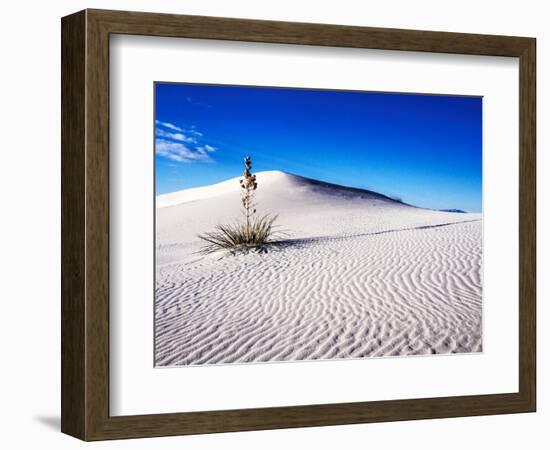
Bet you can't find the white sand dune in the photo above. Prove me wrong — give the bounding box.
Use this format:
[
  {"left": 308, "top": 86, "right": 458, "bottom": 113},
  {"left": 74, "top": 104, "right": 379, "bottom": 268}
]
[{"left": 155, "top": 171, "right": 482, "bottom": 366}]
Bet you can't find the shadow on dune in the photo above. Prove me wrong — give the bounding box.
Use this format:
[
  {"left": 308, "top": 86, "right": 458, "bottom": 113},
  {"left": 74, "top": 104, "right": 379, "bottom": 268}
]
[{"left": 272, "top": 219, "right": 482, "bottom": 251}]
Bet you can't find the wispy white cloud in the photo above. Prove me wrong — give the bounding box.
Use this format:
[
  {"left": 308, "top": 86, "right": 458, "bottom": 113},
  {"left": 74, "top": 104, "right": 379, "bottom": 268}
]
[
  {"left": 155, "top": 120, "right": 217, "bottom": 163},
  {"left": 155, "top": 139, "right": 213, "bottom": 163},
  {"left": 198, "top": 144, "right": 216, "bottom": 153},
  {"left": 188, "top": 128, "right": 203, "bottom": 137},
  {"left": 185, "top": 97, "right": 213, "bottom": 109},
  {"left": 155, "top": 128, "right": 197, "bottom": 144},
  {"left": 155, "top": 120, "right": 184, "bottom": 132}
]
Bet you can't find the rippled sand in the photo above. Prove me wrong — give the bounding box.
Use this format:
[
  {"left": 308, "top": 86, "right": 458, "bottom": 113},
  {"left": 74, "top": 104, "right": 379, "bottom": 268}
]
[{"left": 155, "top": 171, "right": 482, "bottom": 366}]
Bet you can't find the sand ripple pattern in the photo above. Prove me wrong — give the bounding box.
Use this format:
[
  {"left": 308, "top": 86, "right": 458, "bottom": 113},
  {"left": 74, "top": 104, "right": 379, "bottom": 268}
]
[{"left": 155, "top": 220, "right": 482, "bottom": 366}]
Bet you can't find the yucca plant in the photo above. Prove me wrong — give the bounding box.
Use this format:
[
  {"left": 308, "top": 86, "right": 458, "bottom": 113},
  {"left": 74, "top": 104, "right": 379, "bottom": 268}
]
[
  {"left": 198, "top": 156, "right": 282, "bottom": 255},
  {"left": 197, "top": 214, "right": 281, "bottom": 255}
]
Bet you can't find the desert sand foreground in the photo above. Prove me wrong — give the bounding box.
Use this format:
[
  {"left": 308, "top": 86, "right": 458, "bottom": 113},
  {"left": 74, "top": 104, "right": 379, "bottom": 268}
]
[{"left": 155, "top": 171, "right": 482, "bottom": 366}]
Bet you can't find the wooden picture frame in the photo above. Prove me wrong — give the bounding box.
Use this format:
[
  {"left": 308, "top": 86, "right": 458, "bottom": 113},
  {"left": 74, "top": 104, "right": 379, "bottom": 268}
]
[{"left": 61, "top": 9, "right": 536, "bottom": 441}]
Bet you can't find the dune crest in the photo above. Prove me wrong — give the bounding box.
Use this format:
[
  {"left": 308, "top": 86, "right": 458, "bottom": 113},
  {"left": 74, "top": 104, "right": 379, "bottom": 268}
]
[{"left": 156, "top": 170, "right": 407, "bottom": 208}]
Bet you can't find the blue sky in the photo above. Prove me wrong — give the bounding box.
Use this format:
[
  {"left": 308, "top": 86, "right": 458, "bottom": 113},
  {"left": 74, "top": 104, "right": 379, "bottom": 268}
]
[{"left": 155, "top": 83, "right": 482, "bottom": 212}]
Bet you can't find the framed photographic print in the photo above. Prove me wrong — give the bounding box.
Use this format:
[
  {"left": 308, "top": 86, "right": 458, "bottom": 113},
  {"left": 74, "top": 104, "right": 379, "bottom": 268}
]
[{"left": 61, "top": 9, "right": 536, "bottom": 440}]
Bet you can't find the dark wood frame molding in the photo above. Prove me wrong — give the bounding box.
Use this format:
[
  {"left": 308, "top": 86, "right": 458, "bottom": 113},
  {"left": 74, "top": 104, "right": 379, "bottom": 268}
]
[{"left": 61, "top": 9, "right": 536, "bottom": 441}]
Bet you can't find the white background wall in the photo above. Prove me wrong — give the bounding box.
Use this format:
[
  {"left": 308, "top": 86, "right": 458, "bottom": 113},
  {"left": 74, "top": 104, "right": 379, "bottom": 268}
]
[{"left": 0, "top": 1, "right": 546, "bottom": 448}]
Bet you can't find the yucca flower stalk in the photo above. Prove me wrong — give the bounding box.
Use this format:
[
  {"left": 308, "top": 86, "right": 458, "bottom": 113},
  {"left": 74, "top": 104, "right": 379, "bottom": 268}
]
[
  {"left": 197, "top": 156, "right": 283, "bottom": 254},
  {"left": 239, "top": 156, "right": 258, "bottom": 235}
]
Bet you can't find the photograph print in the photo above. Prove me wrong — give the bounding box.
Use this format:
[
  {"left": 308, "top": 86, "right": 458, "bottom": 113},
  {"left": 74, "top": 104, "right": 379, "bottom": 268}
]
[{"left": 154, "top": 83, "right": 482, "bottom": 367}]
